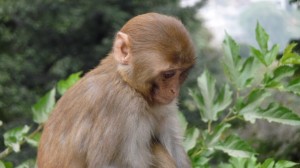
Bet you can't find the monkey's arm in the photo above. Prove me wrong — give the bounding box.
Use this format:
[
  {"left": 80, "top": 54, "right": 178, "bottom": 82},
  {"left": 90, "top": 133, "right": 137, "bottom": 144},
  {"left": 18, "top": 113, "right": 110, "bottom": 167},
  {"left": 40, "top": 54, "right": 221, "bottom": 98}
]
[{"left": 152, "top": 143, "right": 176, "bottom": 168}]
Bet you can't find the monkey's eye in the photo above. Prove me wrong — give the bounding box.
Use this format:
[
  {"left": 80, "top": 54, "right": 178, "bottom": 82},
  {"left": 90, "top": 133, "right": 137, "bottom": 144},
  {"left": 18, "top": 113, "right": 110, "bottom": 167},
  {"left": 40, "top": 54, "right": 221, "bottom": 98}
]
[{"left": 163, "top": 70, "right": 176, "bottom": 79}]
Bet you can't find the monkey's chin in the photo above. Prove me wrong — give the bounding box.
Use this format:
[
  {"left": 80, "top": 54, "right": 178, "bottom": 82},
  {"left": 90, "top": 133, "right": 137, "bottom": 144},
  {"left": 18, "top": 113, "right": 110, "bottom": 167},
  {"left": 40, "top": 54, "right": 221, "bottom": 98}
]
[{"left": 154, "top": 97, "right": 176, "bottom": 105}]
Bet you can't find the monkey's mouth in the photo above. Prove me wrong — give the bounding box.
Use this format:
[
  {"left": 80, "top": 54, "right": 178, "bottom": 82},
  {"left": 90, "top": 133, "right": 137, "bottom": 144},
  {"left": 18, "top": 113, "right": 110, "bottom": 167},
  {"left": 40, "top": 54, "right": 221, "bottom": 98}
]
[{"left": 150, "top": 83, "right": 175, "bottom": 105}]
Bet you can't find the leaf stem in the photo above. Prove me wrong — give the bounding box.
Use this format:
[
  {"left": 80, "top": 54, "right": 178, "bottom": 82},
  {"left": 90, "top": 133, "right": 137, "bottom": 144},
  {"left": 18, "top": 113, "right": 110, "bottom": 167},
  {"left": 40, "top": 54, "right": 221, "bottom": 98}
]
[
  {"left": 221, "top": 108, "right": 234, "bottom": 123},
  {"left": 223, "top": 116, "right": 237, "bottom": 123},
  {"left": 207, "top": 121, "right": 212, "bottom": 133},
  {"left": 0, "top": 124, "right": 43, "bottom": 160}
]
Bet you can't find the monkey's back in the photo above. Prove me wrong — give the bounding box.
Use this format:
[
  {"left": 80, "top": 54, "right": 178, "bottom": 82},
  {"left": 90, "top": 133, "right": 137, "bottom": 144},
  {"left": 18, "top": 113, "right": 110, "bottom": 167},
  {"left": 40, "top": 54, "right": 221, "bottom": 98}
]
[{"left": 37, "top": 55, "right": 148, "bottom": 167}]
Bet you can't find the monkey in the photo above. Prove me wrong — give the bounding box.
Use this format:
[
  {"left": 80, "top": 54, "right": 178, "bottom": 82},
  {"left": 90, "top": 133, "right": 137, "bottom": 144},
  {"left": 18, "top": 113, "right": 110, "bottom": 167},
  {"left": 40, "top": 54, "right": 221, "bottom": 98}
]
[
  {"left": 152, "top": 142, "right": 176, "bottom": 168},
  {"left": 37, "top": 12, "right": 195, "bottom": 168}
]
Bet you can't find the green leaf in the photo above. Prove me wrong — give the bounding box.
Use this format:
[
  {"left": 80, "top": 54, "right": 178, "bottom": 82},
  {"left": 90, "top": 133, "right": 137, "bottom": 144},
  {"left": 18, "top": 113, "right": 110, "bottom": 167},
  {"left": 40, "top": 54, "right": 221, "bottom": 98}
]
[
  {"left": 214, "top": 84, "right": 233, "bottom": 113},
  {"left": 256, "top": 22, "right": 269, "bottom": 53},
  {"left": 251, "top": 46, "right": 266, "bottom": 66},
  {"left": 263, "top": 65, "right": 296, "bottom": 88},
  {"left": 223, "top": 34, "right": 257, "bottom": 89},
  {"left": 57, "top": 71, "right": 82, "bottom": 95},
  {"left": 265, "top": 44, "right": 279, "bottom": 66},
  {"left": 32, "top": 88, "right": 56, "bottom": 124},
  {"left": 183, "top": 127, "right": 200, "bottom": 152},
  {"left": 0, "top": 161, "right": 4, "bottom": 168},
  {"left": 189, "top": 89, "right": 204, "bottom": 112},
  {"left": 239, "top": 89, "right": 271, "bottom": 115},
  {"left": 0, "top": 161, "right": 13, "bottom": 168},
  {"left": 223, "top": 156, "right": 258, "bottom": 168},
  {"left": 214, "top": 135, "right": 255, "bottom": 158},
  {"left": 0, "top": 120, "right": 2, "bottom": 127},
  {"left": 15, "top": 159, "right": 36, "bottom": 168},
  {"left": 280, "top": 43, "right": 300, "bottom": 65},
  {"left": 261, "top": 158, "right": 275, "bottom": 168},
  {"left": 286, "top": 77, "right": 300, "bottom": 94},
  {"left": 3, "top": 125, "right": 30, "bottom": 152},
  {"left": 238, "top": 57, "right": 256, "bottom": 88},
  {"left": 189, "top": 147, "right": 213, "bottom": 168},
  {"left": 243, "top": 103, "right": 300, "bottom": 125},
  {"left": 195, "top": 70, "right": 216, "bottom": 121},
  {"left": 25, "top": 132, "right": 41, "bottom": 147},
  {"left": 191, "top": 70, "right": 232, "bottom": 122},
  {"left": 206, "top": 123, "right": 231, "bottom": 147},
  {"left": 275, "top": 160, "right": 299, "bottom": 168},
  {"left": 222, "top": 34, "right": 241, "bottom": 86}
]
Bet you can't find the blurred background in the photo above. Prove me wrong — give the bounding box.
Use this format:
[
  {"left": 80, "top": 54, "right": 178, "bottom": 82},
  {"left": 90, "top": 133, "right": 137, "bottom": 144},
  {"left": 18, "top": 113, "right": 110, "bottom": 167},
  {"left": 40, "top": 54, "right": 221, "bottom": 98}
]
[{"left": 0, "top": 0, "right": 300, "bottom": 165}]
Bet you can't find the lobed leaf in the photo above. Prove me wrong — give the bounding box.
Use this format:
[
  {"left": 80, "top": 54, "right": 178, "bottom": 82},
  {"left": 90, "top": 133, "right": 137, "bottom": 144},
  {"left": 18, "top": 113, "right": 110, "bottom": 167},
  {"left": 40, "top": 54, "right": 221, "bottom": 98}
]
[
  {"left": 261, "top": 158, "right": 275, "bottom": 168},
  {"left": 196, "top": 70, "right": 217, "bottom": 121},
  {"left": 183, "top": 127, "right": 200, "bottom": 152},
  {"left": 263, "top": 65, "right": 296, "bottom": 88},
  {"left": 286, "top": 77, "right": 300, "bottom": 95},
  {"left": 238, "top": 57, "right": 256, "bottom": 88},
  {"left": 32, "top": 88, "right": 56, "bottom": 124},
  {"left": 57, "top": 71, "right": 82, "bottom": 95},
  {"left": 256, "top": 22, "right": 269, "bottom": 53},
  {"left": 3, "top": 125, "right": 30, "bottom": 152},
  {"left": 192, "top": 70, "right": 232, "bottom": 122},
  {"left": 223, "top": 34, "right": 257, "bottom": 89},
  {"left": 238, "top": 89, "right": 271, "bottom": 115},
  {"left": 227, "top": 156, "right": 257, "bottom": 168},
  {"left": 264, "top": 44, "right": 279, "bottom": 66},
  {"left": 274, "top": 160, "right": 299, "bottom": 168},
  {"left": 222, "top": 34, "right": 241, "bottom": 86},
  {"left": 280, "top": 43, "right": 300, "bottom": 65},
  {"left": 243, "top": 103, "right": 300, "bottom": 125},
  {"left": 214, "top": 135, "right": 255, "bottom": 158},
  {"left": 251, "top": 46, "right": 266, "bottom": 66},
  {"left": 206, "top": 123, "right": 231, "bottom": 147},
  {"left": 25, "top": 132, "right": 41, "bottom": 147},
  {"left": 214, "top": 84, "right": 233, "bottom": 116}
]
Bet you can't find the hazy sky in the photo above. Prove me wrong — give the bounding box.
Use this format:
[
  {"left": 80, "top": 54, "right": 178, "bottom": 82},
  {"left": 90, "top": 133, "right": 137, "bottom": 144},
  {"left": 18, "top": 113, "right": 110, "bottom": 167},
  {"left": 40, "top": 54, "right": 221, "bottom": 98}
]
[{"left": 196, "top": 0, "right": 300, "bottom": 50}]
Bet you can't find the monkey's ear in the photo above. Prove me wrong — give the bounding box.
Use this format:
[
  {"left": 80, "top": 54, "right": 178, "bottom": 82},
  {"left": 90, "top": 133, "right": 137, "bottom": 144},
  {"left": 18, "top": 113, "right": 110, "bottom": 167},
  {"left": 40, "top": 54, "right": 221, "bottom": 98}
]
[{"left": 113, "top": 32, "right": 130, "bottom": 65}]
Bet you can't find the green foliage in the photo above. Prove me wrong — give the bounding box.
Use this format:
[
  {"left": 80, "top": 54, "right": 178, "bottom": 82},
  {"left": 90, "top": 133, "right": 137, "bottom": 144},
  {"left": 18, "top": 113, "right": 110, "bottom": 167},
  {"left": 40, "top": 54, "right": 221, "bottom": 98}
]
[
  {"left": 219, "top": 157, "right": 298, "bottom": 168},
  {"left": 281, "top": 43, "right": 300, "bottom": 64},
  {"left": 3, "top": 126, "right": 30, "bottom": 153},
  {"left": 1, "top": 19, "right": 300, "bottom": 168},
  {"left": 190, "top": 70, "right": 232, "bottom": 122},
  {"left": 0, "top": 72, "right": 81, "bottom": 167},
  {"left": 0, "top": 0, "right": 204, "bottom": 165},
  {"left": 0, "top": 161, "right": 13, "bottom": 168},
  {"left": 186, "top": 23, "right": 300, "bottom": 167},
  {"left": 0, "top": 0, "right": 202, "bottom": 123},
  {"left": 222, "top": 34, "right": 256, "bottom": 89},
  {"left": 32, "top": 88, "right": 56, "bottom": 124},
  {"left": 57, "top": 71, "right": 82, "bottom": 95},
  {"left": 214, "top": 134, "right": 255, "bottom": 158}
]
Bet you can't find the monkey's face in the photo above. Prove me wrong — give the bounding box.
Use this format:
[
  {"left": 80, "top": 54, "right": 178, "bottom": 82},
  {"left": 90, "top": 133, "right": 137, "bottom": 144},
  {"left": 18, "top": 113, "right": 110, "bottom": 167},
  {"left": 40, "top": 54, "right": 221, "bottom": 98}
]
[{"left": 151, "top": 68, "right": 190, "bottom": 105}]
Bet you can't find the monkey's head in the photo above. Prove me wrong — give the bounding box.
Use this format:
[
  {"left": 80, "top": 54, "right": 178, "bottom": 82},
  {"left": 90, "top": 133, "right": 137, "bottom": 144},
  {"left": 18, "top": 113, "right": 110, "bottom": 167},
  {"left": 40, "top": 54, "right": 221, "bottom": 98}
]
[{"left": 113, "top": 13, "right": 196, "bottom": 105}]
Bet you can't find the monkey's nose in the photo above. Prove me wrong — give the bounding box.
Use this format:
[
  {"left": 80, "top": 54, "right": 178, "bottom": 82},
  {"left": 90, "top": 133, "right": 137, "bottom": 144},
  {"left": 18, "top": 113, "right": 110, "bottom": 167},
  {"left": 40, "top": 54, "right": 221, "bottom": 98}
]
[{"left": 170, "top": 89, "right": 175, "bottom": 94}]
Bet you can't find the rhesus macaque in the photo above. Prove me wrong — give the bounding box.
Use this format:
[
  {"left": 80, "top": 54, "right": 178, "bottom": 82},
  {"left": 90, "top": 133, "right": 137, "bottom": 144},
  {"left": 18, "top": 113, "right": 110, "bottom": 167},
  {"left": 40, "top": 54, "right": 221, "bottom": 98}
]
[
  {"left": 37, "top": 13, "right": 195, "bottom": 168},
  {"left": 152, "top": 143, "right": 176, "bottom": 168}
]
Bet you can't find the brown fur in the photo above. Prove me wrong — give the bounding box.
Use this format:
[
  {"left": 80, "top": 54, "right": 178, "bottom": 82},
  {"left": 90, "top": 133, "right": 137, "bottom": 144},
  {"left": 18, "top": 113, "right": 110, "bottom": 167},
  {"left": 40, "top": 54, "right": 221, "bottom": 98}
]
[
  {"left": 152, "top": 143, "right": 176, "bottom": 168},
  {"left": 37, "top": 13, "right": 195, "bottom": 168}
]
